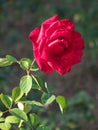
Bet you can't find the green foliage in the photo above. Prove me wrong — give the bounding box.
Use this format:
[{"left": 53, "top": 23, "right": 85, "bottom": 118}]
[
  {"left": 32, "top": 75, "right": 43, "bottom": 90},
  {"left": 20, "top": 58, "right": 32, "bottom": 70},
  {"left": 12, "top": 87, "right": 24, "bottom": 102},
  {"left": 29, "top": 113, "right": 40, "bottom": 126},
  {"left": 0, "top": 117, "right": 5, "bottom": 122},
  {"left": 10, "top": 108, "right": 28, "bottom": 121},
  {"left": 0, "top": 94, "right": 12, "bottom": 109},
  {"left": 0, "top": 58, "right": 13, "bottom": 67},
  {"left": 0, "top": 122, "right": 11, "bottom": 130},
  {"left": 0, "top": 55, "right": 94, "bottom": 130},
  {"left": 21, "top": 100, "right": 43, "bottom": 107},
  {"left": 0, "top": 111, "right": 3, "bottom": 117},
  {"left": 56, "top": 96, "right": 67, "bottom": 113},
  {"left": 0, "top": 55, "right": 17, "bottom": 68},
  {"left": 20, "top": 75, "right": 32, "bottom": 94},
  {"left": 5, "top": 116, "right": 20, "bottom": 124},
  {"left": 0, "top": 55, "right": 68, "bottom": 130},
  {"left": 6, "top": 55, "right": 17, "bottom": 63},
  {"left": 41, "top": 93, "right": 55, "bottom": 105}
]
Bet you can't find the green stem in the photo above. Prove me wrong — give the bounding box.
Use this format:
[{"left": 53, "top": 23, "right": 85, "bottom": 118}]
[{"left": 18, "top": 120, "right": 24, "bottom": 128}]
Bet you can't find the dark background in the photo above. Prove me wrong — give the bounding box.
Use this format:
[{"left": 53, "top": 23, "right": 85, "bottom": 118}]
[{"left": 0, "top": 0, "right": 98, "bottom": 130}]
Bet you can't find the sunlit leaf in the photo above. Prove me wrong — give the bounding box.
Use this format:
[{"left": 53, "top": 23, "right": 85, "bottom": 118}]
[
  {"left": 0, "top": 122, "right": 11, "bottom": 130},
  {"left": 21, "top": 100, "right": 43, "bottom": 107},
  {"left": 20, "top": 58, "right": 32, "bottom": 70},
  {"left": 41, "top": 93, "right": 55, "bottom": 105},
  {"left": 12, "top": 87, "right": 24, "bottom": 102},
  {"left": 0, "top": 117, "right": 5, "bottom": 122},
  {"left": 20, "top": 75, "right": 32, "bottom": 94},
  {"left": 0, "top": 94, "right": 12, "bottom": 108},
  {"left": 24, "top": 104, "right": 32, "bottom": 114},
  {"left": 10, "top": 108, "right": 28, "bottom": 121},
  {"left": 5, "top": 116, "right": 20, "bottom": 124},
  {"left": 45, "top": 95, "right": 55, "bottom": 105},
  {"left": 56, "top": 96, "right": 67, "bottom": 113},
  {"left": 0, "top": 58, "right": 12, "bottom": 67},
  {"left": 0, "top": 111, "right": 3, "bottom": 117},
  {"left": 6, "top": 55, "right": 17, "bottom": 63}
]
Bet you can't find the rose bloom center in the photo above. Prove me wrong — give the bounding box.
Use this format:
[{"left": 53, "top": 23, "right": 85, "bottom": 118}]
[{"left": 48, "top": 38, "right": 69, "bottom": 56}]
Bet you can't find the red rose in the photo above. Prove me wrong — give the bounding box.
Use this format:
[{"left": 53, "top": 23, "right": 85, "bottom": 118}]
[{"left": 29, "top": 15, "right": 84, "bottom": 75}]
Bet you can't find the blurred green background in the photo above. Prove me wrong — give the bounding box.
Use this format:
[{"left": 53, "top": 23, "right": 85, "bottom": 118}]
[{"left": 0, "top": 0, "right": 98, "bottom": 130}]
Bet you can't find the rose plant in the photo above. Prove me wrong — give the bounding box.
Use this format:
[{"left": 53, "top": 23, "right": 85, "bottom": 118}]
[{"left": 0, "top": 15, "right": 84, "bottom": 130}]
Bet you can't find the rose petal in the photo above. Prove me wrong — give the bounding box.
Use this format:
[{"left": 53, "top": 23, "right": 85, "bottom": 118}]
[
  {"left": 60, "top": 19, "right": 74, "bottom": 30},
  {"left": 72, "top": 51, "right": 83, "bottom": 64},
  {"left": 47, "top": 57, "right": 72, "bottom": 75},
  {"left": 37, "top": 15, "right": 59, "bottom": 43},
  {"left": 73, "top": 32, "right": 84, "bottom": 49},
  {"left": 29, "top": 28, "right": 40, "bottom": 43},
  {"left": 43, "top": 14, "right": 59, "bottom": 25},
  {"left": 50, "top": 30, "right": 71, "bottom": 41},
  {"left": 34, "top": 49, "right": 53, "bottom": 73},
  {"left": 46, "top": 20, "right": 61, "bottom": 36},
  {"left": 47, "top": 39, "right": 65, "bottom": 55}
]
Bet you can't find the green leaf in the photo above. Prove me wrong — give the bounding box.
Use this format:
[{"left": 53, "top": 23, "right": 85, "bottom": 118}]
[
  {"left": 24, "top": 104, "right": 32, "bottom": 114},
  {"left": 20, "top": 58, "right": 32, "bottom": 70},
  {"left": 20, "top": 75, "right": 32, "bottom": 94},
  {"left": 10, "top": 108, "right": 28, "bottom": 121},
  {"left": 41, "top": 93, "right": 49, "bottom": 104},
  {"left": 32, "top": 84, "right": 41, "bottom": 90},
  {"left": 0, "top": 58, "right": 12, "bottom": 67},
  {"left": 32, "top": 101, "right": 44, "bottom": 107},
  {"left": 0, "top": 94, "right": 12, "bottom": 108},
  {"left": 45, "top": 95, "right": 55, "bottom": 105},
  {"left": 0, "top": 111, "right": 3, "bottom": 117},
  {"left": 21, "top": 100, "right": 43, "bottom": 107},
  {"left": 6, "top": 55, "right": 17, "bottom": 63},
  {"left": 32, "top": 75, "right": 43, "bottom": 90},
  {"left": 37, "top": 126, "right": 51, "bottom": 130},
  {"left": 0, "top": 122, "right": 11, "bottom": 130},
  {"left": 5, "top": 116, "right": 20, "bottom": 124},
  {"left": 12, "top": 87, "right": 24, "bottom": 102},
  {"left": 41, "top": 93, "right": 55, "bottom": 105},
  {"left": 56, "top": 96, "right": 67, "bottom": 113},
  {"left": 29, "top": 113, "right": 40, "bottom": 126},
  {"left": 0, "top": 117, "right": 5, "bottom": 122}
]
